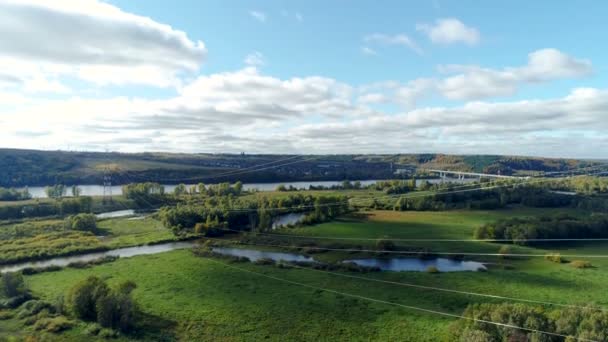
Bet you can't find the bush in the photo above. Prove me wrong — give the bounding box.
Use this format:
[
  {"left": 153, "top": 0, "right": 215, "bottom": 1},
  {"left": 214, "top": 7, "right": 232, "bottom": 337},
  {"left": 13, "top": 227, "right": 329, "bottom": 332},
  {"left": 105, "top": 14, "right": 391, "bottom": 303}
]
[
  {"left": 376, "top": 238, "right": 396, "bottom": 251},
  {"left": 570, "top": 260, "right": 592, "bottom": 269},
  {"left": 17, "top": 300, "right": 55, "bottom": 319},
  {"left": 98, "top": 328, "right": 119, "bottom": 338},
  {"left": 254, "top": 258, "right": 275, "bottom": 265},
  {"left": 33, "top": 316, "right": 73, "bottom": 333},
  {"left": 426, "top": 266, "right": 440, "bottom": 273},
  {"left": 65, "top": 213, "right": 97, "bottom": 232},
  {"left": 497, "top": 245, "right": 511, "bottom": 259},
  {"left": 84, "top": 323, "right": 102, "bottom": 336},
  {"left": 0, "top": 310, "right": 14, "bottom": 320},
  {"left": 67, "top": 276, "right": 138, "bottom": 332},
  {"left": 1, "top": 272, "right": 27, "bottom": 298},
  {"left": 545, "top": 253, "right": 564, "bottom": 263}
]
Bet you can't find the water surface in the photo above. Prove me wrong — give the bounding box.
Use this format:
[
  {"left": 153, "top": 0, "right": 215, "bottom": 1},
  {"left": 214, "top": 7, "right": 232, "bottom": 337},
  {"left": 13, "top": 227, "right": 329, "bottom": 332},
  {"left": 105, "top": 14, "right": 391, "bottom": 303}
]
[
  {"left": 211, "top": 247, "right": 314, "bottom": 262},
  {"left": 0, "top": 241, "right": 195, "bottom": 273},
  {"left": 343, "top": 257, "right": 486, "bottom": 272},
  {"left": 272, "top": 212, "right": 307, "bottom": 229}
]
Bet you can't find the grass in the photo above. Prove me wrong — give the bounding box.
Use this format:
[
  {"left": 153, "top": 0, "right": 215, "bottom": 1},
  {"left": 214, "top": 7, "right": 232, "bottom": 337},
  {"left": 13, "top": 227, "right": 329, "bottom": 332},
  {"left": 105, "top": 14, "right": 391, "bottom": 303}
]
[
  {"left": 2, "top": 208, "right": 607, "bottom": 340},
  {"left": 0, "top": 209, "right": 608, "bottom": 341},
  {"left": 97, "top": 217, "right": 177, "bottom": 248},
  {"left": 0, "top": 216, "right": 180, "bottom": 265}
]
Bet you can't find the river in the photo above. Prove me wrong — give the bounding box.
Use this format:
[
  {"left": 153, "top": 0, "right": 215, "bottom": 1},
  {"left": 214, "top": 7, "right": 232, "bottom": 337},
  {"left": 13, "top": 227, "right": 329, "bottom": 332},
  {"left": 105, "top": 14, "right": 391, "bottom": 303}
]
[
  {"left": 22, "top": 178, "right": 475, "bottom": 199},
  {"left": 0, "top": 242, "right": 195, "bottom": 273}
]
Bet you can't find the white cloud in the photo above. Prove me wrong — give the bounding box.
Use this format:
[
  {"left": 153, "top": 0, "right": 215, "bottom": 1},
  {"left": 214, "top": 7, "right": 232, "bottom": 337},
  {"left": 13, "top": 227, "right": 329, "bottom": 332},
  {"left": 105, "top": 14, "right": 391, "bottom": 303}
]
[
  {"left": 395, "top": 79, "right": 436, "bottom": 107},
  {"left": 0, "top": 0, "right": 206, "bottom": 88},
  {"left": 250, "top": 10, "right": 267, "bottom": 22},
  {"left": 416, "top": 18, "right": 480, "bottom": 45},
  {"left": 287, "top": 87, "right": 608, "bottom": 156},
  {"left": 361, "top": 46, "right": 378, "bottom": 56},
  {"left": 358, "top": 93, "right": 387, "bottom": 104},
  {"left": 363, "top": 33, "right": 423, "bottom": 55},
  {"left": 438, "top": 49, "right": 592, "bottom": 100},
  {"left": 2, "top": 65, "right": 606, "bottom": 157},
  {"left": 244, "top": 52, "right": 265, "bottom": 67}
]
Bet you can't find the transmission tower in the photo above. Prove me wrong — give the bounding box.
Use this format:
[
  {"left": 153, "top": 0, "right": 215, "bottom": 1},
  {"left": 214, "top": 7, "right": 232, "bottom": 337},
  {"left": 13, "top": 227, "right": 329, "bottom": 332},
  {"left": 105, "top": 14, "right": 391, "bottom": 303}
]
[{"left": 103, "top": 165, "right": 113, "bottom": 204}]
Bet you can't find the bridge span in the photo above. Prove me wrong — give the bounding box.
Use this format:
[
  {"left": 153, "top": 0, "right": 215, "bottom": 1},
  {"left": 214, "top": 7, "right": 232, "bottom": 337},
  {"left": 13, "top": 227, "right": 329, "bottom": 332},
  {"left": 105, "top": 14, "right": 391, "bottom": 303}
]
[{"left": 423, "top": 169, "right": 529, "bottom": 180}]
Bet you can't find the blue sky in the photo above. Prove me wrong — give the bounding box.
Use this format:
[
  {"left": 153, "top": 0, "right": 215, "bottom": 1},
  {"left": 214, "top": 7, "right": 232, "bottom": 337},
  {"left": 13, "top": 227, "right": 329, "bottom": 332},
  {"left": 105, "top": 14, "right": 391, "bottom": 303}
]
[{"left": 1, "top": 0, "right": 607, "bottom": 157}]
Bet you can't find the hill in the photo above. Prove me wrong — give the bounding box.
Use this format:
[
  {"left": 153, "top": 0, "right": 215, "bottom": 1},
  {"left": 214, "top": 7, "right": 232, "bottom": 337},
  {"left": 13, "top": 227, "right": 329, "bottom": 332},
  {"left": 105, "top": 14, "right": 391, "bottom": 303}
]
[{"left": 0, "top": 148, "right": 598, "bottom": 187}]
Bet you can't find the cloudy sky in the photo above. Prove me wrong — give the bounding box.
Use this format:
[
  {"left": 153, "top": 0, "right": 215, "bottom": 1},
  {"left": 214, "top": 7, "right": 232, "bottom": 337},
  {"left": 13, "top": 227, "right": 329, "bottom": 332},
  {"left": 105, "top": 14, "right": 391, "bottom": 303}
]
[{"left": 1, "top": 0, "right": 607, "bottom": 158}]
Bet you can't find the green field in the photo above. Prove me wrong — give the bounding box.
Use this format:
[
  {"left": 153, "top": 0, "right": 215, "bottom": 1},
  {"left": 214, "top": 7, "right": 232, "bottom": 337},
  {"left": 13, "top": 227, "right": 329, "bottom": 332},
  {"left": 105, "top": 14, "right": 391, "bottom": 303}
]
[
  {"left": 3, "top": 209, "right": 607, "bottom": 341},
  {"left": 0, "top": 216, "right": 186, "bottom": 265}
]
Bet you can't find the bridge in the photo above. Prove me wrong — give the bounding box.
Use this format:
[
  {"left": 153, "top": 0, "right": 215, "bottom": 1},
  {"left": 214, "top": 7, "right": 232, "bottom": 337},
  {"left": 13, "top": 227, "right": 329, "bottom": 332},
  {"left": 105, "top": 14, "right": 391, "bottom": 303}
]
[{"left": 422, "top": 169, "right": 529, "bottom": 180}]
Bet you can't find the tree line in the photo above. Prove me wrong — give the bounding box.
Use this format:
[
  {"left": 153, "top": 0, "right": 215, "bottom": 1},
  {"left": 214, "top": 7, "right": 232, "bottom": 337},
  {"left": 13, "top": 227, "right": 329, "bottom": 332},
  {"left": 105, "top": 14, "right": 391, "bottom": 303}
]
[
  {"left": 158, "top": 193, "right": 349, "bottom": 235},
  {"left": 474, "top": 214, "right": 608, "bottom": 244},
  {"left": 452, "top": 302, "right": 608, "bottom": 341},
  {"left": 0, "top": 196, "right": 93, "bottom": 220},
  {"left": 0, "top": 187, "right": 31, "bottom": 201}
]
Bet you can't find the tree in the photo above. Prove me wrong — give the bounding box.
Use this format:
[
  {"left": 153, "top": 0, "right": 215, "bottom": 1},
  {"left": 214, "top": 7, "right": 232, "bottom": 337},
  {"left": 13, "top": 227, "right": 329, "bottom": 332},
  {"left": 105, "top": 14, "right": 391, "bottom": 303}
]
[
  {"left": 45, "top": 184, "right": 66, "bottom": 199},
  {"left": 1, "top": 272, "right": 27, "bottom": 298},
  {"left": 173, "top": 184, "right": 187, "bottom": 196},
  {"left": 67, "top": 277, "right": 138, "bottom": 332},
  {"left": 197, "top": 183, "right": 206, "bottom": 194},
  {"left": 234, "top": 181, "right": 243, "bottom": 195},
  {"left": 66, "top": 213, "right": 97, "bottom": 232},
  {"left": 71, "top": 185, "right": 81, "bottom": 197},
  {"left": 68, "top": 276, "right": 110, "bottom": 321}
]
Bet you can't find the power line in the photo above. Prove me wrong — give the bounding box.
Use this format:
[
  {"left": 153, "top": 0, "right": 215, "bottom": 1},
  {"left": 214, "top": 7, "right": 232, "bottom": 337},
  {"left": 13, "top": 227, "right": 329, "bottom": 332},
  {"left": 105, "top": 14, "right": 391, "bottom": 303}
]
[
  {"left": 204, "top": 258, "right": 596, "bottom": 342},
  {"left": 212, "top": 227, "right": 608, "bottom": 243},
  {"left": 202, "top": 236, "right": 608, "bottom": 258},
  {"left": 178, "top": 168, "right": 607, "bottom": 215},
  {"left": 127, "top": 155, "right": 320, "bottom": 183},
  {"left": 269, "top": 257, "right": 608, "bottom": 313}
]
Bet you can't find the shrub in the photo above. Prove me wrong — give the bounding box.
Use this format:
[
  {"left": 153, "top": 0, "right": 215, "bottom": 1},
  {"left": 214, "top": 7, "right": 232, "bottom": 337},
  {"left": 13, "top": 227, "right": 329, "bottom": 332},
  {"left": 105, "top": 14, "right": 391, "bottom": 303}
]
[
  {"left": 254, "top": 258, "right": 275, "bottom": 265},
  {"left": 1, "top": 272, "right": 27, "bottom": 298},
  {"left": 570, "top": 260, "right": 592, "bottom": 269},
  {"left": 17, "top": 300, "right": 55, "bottom": 319},
  {"left": 426, "top": 266, "right": 440, "bottom": 273},
  {"left": 545, "top": 253, "right": 564, "bottom": 263},
  {"left": 67, "top": 276, "right": 138, "bottom": 332},
  {"left": 0, "top": 310, "right": 14, "bottom": 320},
  {"left": 98, "top": 328, "right": 119, "bottom": 338},
  {"left": 84, "top": 323, "right": 102, "bottom": 336},
  {"left": 498, "top": 245, "right": 511, "bottom": 259},
  {"left": 376, "top": 238, "right": 396, "bottom": 251},
  {"left": 33, "top": 316, "right": 74, "bottom": 333},
  {"left": 65, "top": 213, "right": 97, "bottom": 232}
]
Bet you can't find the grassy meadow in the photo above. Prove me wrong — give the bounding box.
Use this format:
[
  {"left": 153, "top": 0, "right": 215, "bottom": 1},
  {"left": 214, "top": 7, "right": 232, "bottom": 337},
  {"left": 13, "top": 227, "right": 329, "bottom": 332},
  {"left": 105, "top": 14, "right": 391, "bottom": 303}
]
[{"left": 2, "top": 209, "right": 607, "bottom": 341}]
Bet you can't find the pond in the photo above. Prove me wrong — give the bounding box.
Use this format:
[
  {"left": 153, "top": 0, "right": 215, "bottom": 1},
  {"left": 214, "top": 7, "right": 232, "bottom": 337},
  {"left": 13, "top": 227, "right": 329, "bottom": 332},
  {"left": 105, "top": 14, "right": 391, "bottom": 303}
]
[
  {"left": 211, "top": 247, "right": 315, "bottom": 263},
  {"left": 343, "top": 257, "right": 486, "bottom": 272},
  {"left": 272, "top": 212, "right": 307, "bottom": 229},
  {"left": 0, "top": 241, "right": 196, "bottom": 273}
]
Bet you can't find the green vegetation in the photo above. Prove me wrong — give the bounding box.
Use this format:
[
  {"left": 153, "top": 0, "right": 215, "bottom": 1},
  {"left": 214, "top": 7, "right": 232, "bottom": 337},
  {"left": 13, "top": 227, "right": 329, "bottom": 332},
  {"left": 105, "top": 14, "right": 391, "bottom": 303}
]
[
  {"left": 1, "top": 170, "right": 608, "bottom": 340},
  {"left": 452, "top": 303, "right": 608, "bottom": 341},
  {"left": 158, "top": 193, "right": 349, "bottom": 235},
  {"left": 0, "top": 216, "right": 181, "bottom": 265},
  {"left": 0, "top": 148, "right": 598, "bottom": 187},
  {"left": 475, "top": 214, "right": 608, "bottom": 244},
  {"left": 67, "top": 276, "right": 138, "bottom": 332},
  {"left": 0, "top": 187, "right": 31, "bottom": 201}
]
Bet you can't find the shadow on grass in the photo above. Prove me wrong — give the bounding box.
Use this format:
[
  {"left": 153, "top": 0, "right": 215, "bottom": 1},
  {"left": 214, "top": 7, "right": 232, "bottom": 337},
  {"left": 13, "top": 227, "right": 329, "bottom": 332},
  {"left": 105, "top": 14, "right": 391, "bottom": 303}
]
[{"left": 128, "top": 311, "right": 177, "bottom": 341}]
